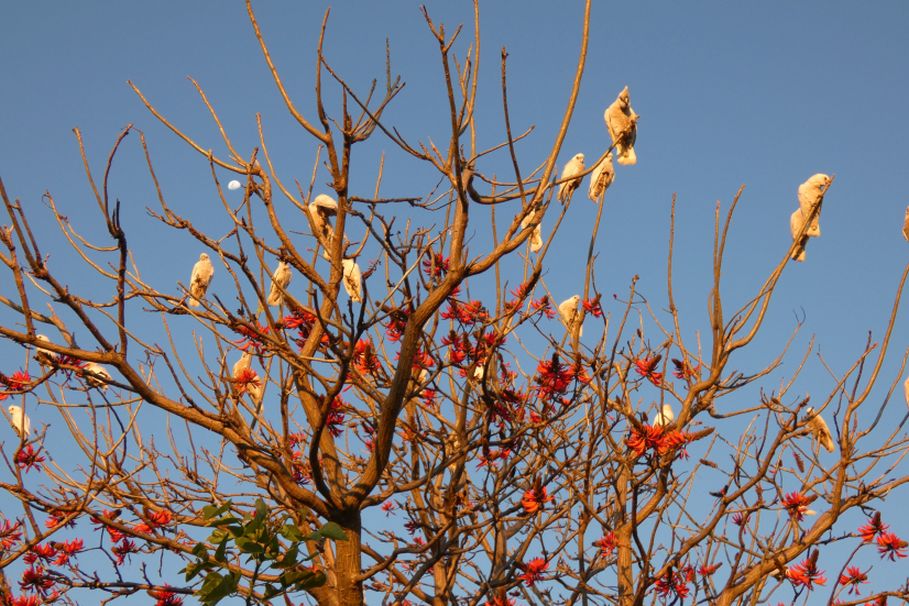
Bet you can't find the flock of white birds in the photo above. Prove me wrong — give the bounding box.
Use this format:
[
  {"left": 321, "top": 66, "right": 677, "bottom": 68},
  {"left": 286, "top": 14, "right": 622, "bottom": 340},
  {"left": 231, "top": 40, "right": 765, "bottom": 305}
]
[{"left": 5, "top": 88, "right": 908, "bottom": 457}]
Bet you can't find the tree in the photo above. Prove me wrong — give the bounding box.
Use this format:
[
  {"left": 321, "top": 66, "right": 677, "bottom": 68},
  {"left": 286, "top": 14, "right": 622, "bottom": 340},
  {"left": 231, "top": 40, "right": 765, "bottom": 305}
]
[{"left": 2, "top": 2, "right": 908, "bottom": 605}]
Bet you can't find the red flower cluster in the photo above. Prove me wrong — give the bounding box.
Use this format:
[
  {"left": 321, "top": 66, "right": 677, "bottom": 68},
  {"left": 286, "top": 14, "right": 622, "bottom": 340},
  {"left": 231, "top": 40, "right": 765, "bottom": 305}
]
[
  {"left": 634, "top": 356, "right": 663, "bottom": 386},
  {"left": 232, "top": 367, "right": 261, "bottom": 395},
  {"left": 535, "top": 355, "right": 584, "bottom": 401},
  {"left": 325, "top": 396, "right": 347, "bottom": 438},
  {"left": 786, "top": 551, "right": 825, "bottom": 589},
  {"left": 593, "top": 531, "right": 617, "bottom": 557},
  {"left": 838, "top": 566, "right": 869, "bottom": 595},
  {"left": 858, "top": 512, "right": 888, "bottom": 543},
  {"left": 517, "top": 557, "right": 548, "bottom": 586},
  {"left": 654, "top": 568, "right": 692, "bottom": 600},
  {"left": 441, "top": 299, "right": 489, "bottom": 325},
  {"left": 582, "top": 295, "right": 603, "bottom": 317},
  {"left": 14, "top": 444, "right": 45, "bottom": 472},
  {"left": 149, "top": 586, "right": 184, "bottom": 606},
  {"left": 112, "top": 538, "right": 139, "bottom": 565},
  {"left": 626, "top": 424, "right": 691, "bottom": 458},
  {"left": 520, "top": 484, "right": 554, "bottom": 514},
  {"left": 233, "top": 322, "right": 271, "bottom": 353},
  {"left": 0, "top": 518, "right": 23, "bottom": 552},
  {"left": 52, "top": 538, "right": 84, "bottom": 566},
  {"left": 671, "top": 358, "right": 700, "bottom": 380},
  {"left": 1, "top": 370, "right": 32, "bottom": 400},
  {"left": 876, "top": 532, "right": 908, "bottom": 561},
  {"left": 353, "top": 339, "right": 381, "bottom": 375},
  {"left": 485, "top": 591, "right": 516, "bottom": 606},
  {"left": 134, "top": 508, "right": 173, "bottom": 535},
  {"left": 421, "top": 251, "right": 449, "bottom": 279},
  {"left": 19, "top": 566, "right": 54, "bottom": 595},
  {"left": 781, "top": 491, "right": 816, "bottom": 521},
  {"left": 477, "top": 447, "right": 512, "bottom": 470},
  {"left": 384, "top": 308, "right": 410, "bottom": 342}
]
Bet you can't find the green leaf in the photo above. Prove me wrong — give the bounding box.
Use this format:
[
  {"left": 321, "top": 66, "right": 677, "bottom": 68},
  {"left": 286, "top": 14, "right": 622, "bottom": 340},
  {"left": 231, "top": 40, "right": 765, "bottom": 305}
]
[{"left": 317, "top": 521, "right": 348, "bottom": 541}]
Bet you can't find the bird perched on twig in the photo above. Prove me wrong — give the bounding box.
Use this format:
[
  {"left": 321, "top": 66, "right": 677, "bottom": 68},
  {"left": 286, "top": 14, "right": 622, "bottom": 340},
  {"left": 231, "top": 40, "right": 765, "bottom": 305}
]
[
  {"left": 34, "top": 334, "right": 55, "bottom": 366},
  {"left": 557, "top": 153, "right": 585, "bottom": 204},
  {"left": 188, "top": 253, "right": 214, "bottom": 307},
  {"left": 604, "top": 86, "right": 638, "bottom": 165},
  {"left": 797, "top": 173, "right": 831, "bottom": 235},
  {"left": 558, "top": 295, "right": 583, "bottom": 337},
  {"left": 7, "top": 405, "right": 30, "bottom": 438},
  {"left": 267, "top": 262, "right": 293, "bottom": 306},
  {"left": 588, "top": 152, "right": 615, "bottom": 203},
  {"left": 342, "top": 259, "right": 363, "bottom": 302},
  {"left": 83, "top": 362, "right": 111, "bottom": 389},
  {"left": 652, "top": 403, "right": 674, "bottom": 427},
  {"left": 804, "top": 406, "right": 835, "bottom": 452}
]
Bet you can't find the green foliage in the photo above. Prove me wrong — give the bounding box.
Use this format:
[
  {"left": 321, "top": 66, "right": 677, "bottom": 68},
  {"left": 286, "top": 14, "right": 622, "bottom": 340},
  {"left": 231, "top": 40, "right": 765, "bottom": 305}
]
[{"left": 183, "top": 499, "right": 345, "bottom": 604}]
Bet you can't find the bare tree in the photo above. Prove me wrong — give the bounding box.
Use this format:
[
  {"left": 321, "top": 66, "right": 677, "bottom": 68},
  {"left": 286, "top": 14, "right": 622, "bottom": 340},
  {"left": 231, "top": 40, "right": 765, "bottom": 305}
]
[{"left": 2, "top": 3, "right": 908, "bottom": 606}]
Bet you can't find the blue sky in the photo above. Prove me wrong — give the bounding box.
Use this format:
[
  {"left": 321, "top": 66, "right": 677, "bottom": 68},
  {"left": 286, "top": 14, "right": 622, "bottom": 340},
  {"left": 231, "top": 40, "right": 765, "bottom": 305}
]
[{"left": 3, "top": 1, "right": 909, "bottom": 603}]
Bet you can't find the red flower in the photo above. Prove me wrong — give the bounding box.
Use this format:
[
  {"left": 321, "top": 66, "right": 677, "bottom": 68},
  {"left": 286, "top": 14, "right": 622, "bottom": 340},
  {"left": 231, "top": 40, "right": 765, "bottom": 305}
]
[
  {"left": 785, "top": 551, "right": 825, "bottom": 589},
  {"left": 0, "top": 518, "right": 23, "bottom": 551},
  {"left": 671, "top": 358, "right": 700, "bottom": 380},
  {"left": 14, "top": 444, "right": 45, "bottom": 472},
  {"left": 781, "top": 491, "right": 816, "bottom": 522},
  {"left": 593, "top": 532, "right": 617, "bottom": 557},
  {"left": 838, "top": 566, "right": 869, "bottom": 595},
  {"left": 485, "top": 591, "right": 516, "bottom": 606},
  {"left": 232, "top": 322, "right": 271, "bottom": 353},
  {"left": 521, "top": 483, "right": 554, "bottom": 515},
  {"left": 421, "top": 251, "right": 449, "bottom": 279},
  {"left": 876, "top": 532, "right": 908, "bottom": 560},
  {"left": 150, "top": 585, "right": 184, "bottom": 606},
  {"left": 626, "top": 424, "right": 691, "bottom": 458},
  {"left": 5, "top": 370, "right": 32, "bottom": 391},
  {"left": 232, "top": 367, "right": 261, "bottom": 395},
  {"left": 10, "top": 596, "right": 41, "bottom": 606},
  {"left": 858, "top": 512, "right": 888, "bottom": 543},
  {"left": 52, "top": 538, "right": 84, "bottom": 566},
  {"left": 384, "top": 308, "right": 410, "bottom": 342},
  {"left": 23, "top": 543, "right": 57, "bottom": 565},
  {"left": 530, "top": 296, "right": 556, "bottom": 319},
  {"left": 518, "top": 557, "right": 548, "bottom": 586},
  {"left": 381, "top": 501, "right": 396, "bottom": 515},
  {"left": 19, "top": 566, "right": 54, "bottom": 594},
  {"left": 654, "top": 569, "right": 689, "bottom": 600},
  {"left": 112, "top": 538, "right": 139, "bottom": 565},
  {"left": 634, "top": 356, "right": 663, "bottom": 386},
  {"left": 698, "top": 562, "right": 722, "bottom": 576},
  {"left": 353, "top": 339, "right": 380, "bottom": 375},
  {"left": 582, "top": 295, "right": 603, "bottom": 317}
]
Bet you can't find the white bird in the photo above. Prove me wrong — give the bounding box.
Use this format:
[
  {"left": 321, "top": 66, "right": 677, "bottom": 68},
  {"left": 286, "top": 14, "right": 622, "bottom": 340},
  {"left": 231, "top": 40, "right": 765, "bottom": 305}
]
[
  {"left": 267, "top": 262, "right": 293, "bottom": 306},
  {"left": 797, "top": 173, "right": 831, "bottom": 235},
  {"left": 7, "top": 405, "right": 30, "bottom": 438},
  {"left": 341, "top": 258, "right": 363, "bottom": 302},
  {"left": 653, "top": 403, "right": 674, "bottom": 427},
  {"left": 34, "top": 334, "right": 55, "bottom": 365},
  {"left": 83, "top": 362, "right": 111, "bottom": 389},
  {"left": 558, "top": 295, "right": 583, "bottom": 337},
  {"left": 557, "top": 153, "right": 585, "bottom": 204},
  {"left": 789, "top": 209, "right": 809, "bottom": 262},
  {"left": 530, "top": 224, "right": 543, "bottom": 253},
  {"left": 902, "top": 206, "right": 909, "bottom": 242},
  {"left": 903, "top": 375, "right": 909, "bottom": 409},
  {"left": 309, "top": 194, "right": 340, "bottom": 256},
  {"left": 232, "top": 351, "right": 252, "bottom": 378},
  {"left": 604, "top": 86, "right": 639, "bottom": 165},
  {"left": 189, "top": 253, "right": 214, "bottom": 307},
  {"left": 588, "top": 152, "right": 615, "bottom": 202},
  {"left": 805, "top": 407, "right": 835, "bottom": 452},
  {"left": 227, "top": 180, "right": 242, "bottom": 191}
]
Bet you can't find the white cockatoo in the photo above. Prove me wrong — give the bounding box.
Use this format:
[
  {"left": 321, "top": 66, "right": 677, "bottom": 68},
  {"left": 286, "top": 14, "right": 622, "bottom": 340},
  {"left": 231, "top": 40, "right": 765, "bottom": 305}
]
[
  {"left": 83, "top": 362, "right": 111, "bottom": 389},
  {"left": 805, "top": 407, "right": 835, "bottom": 452},
  {"left": 652, "top": 403, "right": 674, "bottom": 427},
  {"left": 341, "top": 258, "right": 363, "bottom": 302},
  {"left": 558, "top": 295, "right": 583, "bottom": 337},
  {"left": 34, "top": 334, "right": 55, "bottom": 365},
  {"left": 588, "top": 152, "right": 615, "bottom": 202},
  {"left": 797, "top": 173, "right": 830, "bottom": 235},
  {"left": 309, "top": 194, "right": 340, "bottom": 257},
  {"left": 604, "top": 86, "right": 639, "bottom": 165},
  {"left": 227, "top": 180, "right": 242, "bottom": 191},
  {"left": 530, "top": 224, "right": 544, "bottom": 253},
  {"left": 189, "top": 253, "right": 214, "bottom": 307},
  {"left": 789, "top": 209, "right": 809, "bottom": 262},
  {"left": 902, "top": 206, "right": 909, "bottom": 242},
  {"left": 267, "top": 262, "right": 293, "bottom": 306},
  {"left": 232, "top": 351, "right": 252, "bottom": 378},
  {"left": 903, "top": 375, "right": 909, "bottom": 408},
  {"left": 557, "top": 153, "right": 585, "bottom": 204},
  {"left": 7, "top": 405, "right": 30, "bottom": 438}
]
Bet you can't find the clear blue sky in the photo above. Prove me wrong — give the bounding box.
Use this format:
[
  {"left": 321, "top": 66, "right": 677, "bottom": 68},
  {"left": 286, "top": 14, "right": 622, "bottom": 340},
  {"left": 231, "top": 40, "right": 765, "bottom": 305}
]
[{"left": 2, "top": 1, "right": 909, "bottom": 603}]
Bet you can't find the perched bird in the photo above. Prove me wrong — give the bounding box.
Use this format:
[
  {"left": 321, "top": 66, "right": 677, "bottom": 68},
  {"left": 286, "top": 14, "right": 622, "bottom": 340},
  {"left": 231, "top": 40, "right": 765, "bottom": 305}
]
[
  {"left": 188, "top": 253, "right": 214, "bottom": 307},
  {"left": 604, "top": 86, "right": 639, "bottom": 165},
  {"left": 902, "top": 206, "right": 909, "bottom": 242},
  {"left": 232, "top": 352, "right": 252, "bottom": 378},
  {"left": 267, "top": 262, "right": 293, "bottom": 306},
  {"left": 558, "top": 295, "right": 583, "bottom": 337},
  {"left": 789, "top": 209, "right": 809, "bottom": 262},
  {"left": 83, "top": 362, "right": 111, "bottom": 389},
  {"left": 797, "top": 173, "right": 831, "bottom": 235},
  {"left": 341, "top": 259, "right": 363, "bottom": 302},
  {"left": 530, "top": 224, "right": 543, "bottom": 253},
  {"left": 804, "top": 407, "right": 835, "bottom": 452},
  {"left": 557, "top": 153, "right": 585, "bottom": 204},
  {"left": 587, "top": 152, "right": 615, "bottom": 202},
  {"left": 309, "top": 194, "right": 340, "bottom": 257},
  {"left": 7, "top": 405, "right": 30, "bottom": 438},
  {"left": 227, "top": 180, "right": 242, "bottom": 191},
  {"left": 652, "top": 403, "right": 674, "bottom": 427},
  {"left": 34, "top": 334, "right": 56, "bottom": 365}
]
